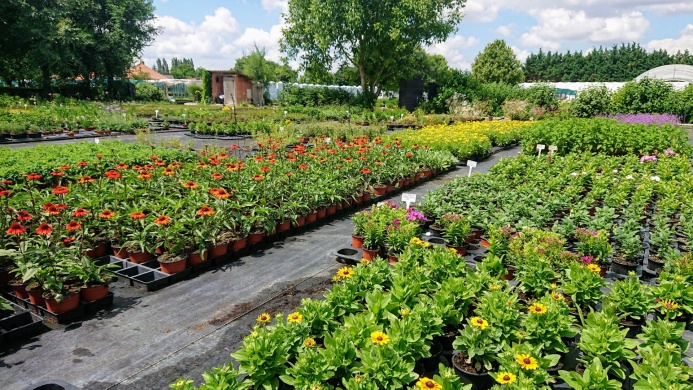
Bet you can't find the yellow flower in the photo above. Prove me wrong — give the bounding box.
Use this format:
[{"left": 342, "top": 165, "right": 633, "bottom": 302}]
[
  {"left": 516, "top": 354, "right": 538, "bottom": 370},
  {"left": 257, "top": 313, "right": 271, "bottom": 323},
  {"left": 287, "top": 312, "right": 303, "bottom": 323},
  {"left": 489, "top": 283, "right": 500, "bottom": 291},
  {"left": 550, "top": 283, "right": 558, "bottom": 290},
  {"left": 399, "top": 308, "right": 410, "bottom": 316},
  {"left": 447, "top": 247, "right": 458, "bottom": 254},
  {"left": 470, "top": 316, "right": 488, "bottom": 330},
  {"left": 528, "top": 302, "right": 548, "bottom": 315},
  {"left": 410, "top": 237, "right": 422, "bottom": 244},
  {"left": 551, "top": 292, "right": 564, "bottom": 301},
  {"left": 416, "top": 377, "right": 442, "bottom": 390},
  {"left": 335, "top": 266, "right": 354, "bottom": 280},
  {"left": 360, "top": 257, "right": 372, "bottom": 265},
  {"left": 496, "top": 372, "right": 516, "bottom": 384},
  {"left": 303, "top": 338, "right": 316, "bottom": 347},
  {"left": 370, "top": 331, "right": 390, "bottom": 345},
  {"left": 660, "top": 299, "right": 680, "bottom": 310},
  {"left": 250, "top": 331, "right": 259, "bottom": 338},
  {"left": 587, "top": 264, "right": 601, "bottom": 274}
]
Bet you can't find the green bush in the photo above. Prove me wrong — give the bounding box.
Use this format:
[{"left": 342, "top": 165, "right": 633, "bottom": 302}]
[
  {"left": 477, "top": 83, "right": 523, "bottom": 116},
  {"left": 187, "top": 86, "right": 203, "bottom": 102},
  {"left": 135, "top": 83, "right": 164, "bottom": 101},
  {"left": 675, "top": 84, "right": 693, "bottom": 123},
  {"left": 278, "top": 86, "right": 356, "bottom": 107},
  {"left": 525, "top": 84, "right": 558, "bottom": 111},
  {"left": 570, "top": 85, "right": 612, "bottom": 118},
  {"left": 611, "top": 78, "right": 675, "bottom": 114}
]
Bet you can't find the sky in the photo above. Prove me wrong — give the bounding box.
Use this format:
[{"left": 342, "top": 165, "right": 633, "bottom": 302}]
[{"left": 143, "top": 0, "right": 693, "bottom": 73}]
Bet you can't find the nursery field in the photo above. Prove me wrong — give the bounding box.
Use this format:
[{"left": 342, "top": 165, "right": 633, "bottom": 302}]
[{"left": 1, "top": 114, "right": 693, "bottom": 390}]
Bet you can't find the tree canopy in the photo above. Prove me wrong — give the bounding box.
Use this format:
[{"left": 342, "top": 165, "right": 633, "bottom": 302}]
[
  {"left": 281, "top": 0, "right": 467, "bottom": 105},
  {"left": 234, "top": 46, "right": 298, "bottom": 83},
  {"left": 0, "top": 0, "right": 158, "bottom": 96},
  {"left": 471, "top": 39, "right": 524, "bottom": 85}
]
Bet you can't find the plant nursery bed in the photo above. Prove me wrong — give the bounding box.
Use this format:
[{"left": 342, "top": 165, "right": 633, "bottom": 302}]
[
  {"left": 81, "top": 292, "right": 114, "bottom": 313},
  {"left": 0, "top": 301, "right": 46, "bottom": 346},
  {"left": 186, "top": 132, "right": 253, "bottom": 140}
]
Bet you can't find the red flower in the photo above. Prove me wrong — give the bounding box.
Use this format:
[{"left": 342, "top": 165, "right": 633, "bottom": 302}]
[
  {"left": 150, "top": 155, "right": 159, "bottom": 160},
  {"left": 60, "top": 165, "right": 71, "bottom": 170},
  {"left": 2, "top": 179, "right": 12, "bottom": 185},
  {"left": 105, "top": 170, "right": 121, "bottom": 179},
  {"left": 79, "top": 176, "right": 95, "bottom": 184},
  {"left": 26, "top": 173, "right": 42, "bottom": 181},
  {"left": 154, "top": 160, "right": 166, "bottom": 166},
  {"left": 5, "top": 222, "right": 26, "bottom": 235},
  {"left": 162, "top": 168, "right": 176, "bottom": 176},
  {"left": 260, "top": 166, "right": 271, "bottom": 173},
  {"left": 406, "top": 153, "right": 413, "bottom": 158},
  {"left": 62, "top": 237, "right": 76, "bottom": 245},
  {"left": 45, "top": 205, "right": 61, "bottom": 215},
  {"left": 16, "top": 210, "right": 32, "bottom": 221},
  {"left": 154, "top": 215, "right": 171, "bottom": 225},
  {"left": 77, "top": 161, "right": 88, "bottom": 167},
  {"left": 72, "top": 207, "right": 89, "bottom": 218},
  {"left": 0, "top": 190, "right": 10, "bottom": 197},
  {"left": 51, "top": 171, "right": 64, "bottom": 177},
  {"left": 286, "top": 172, "right": 293, "bottom": 177},
  {"left": 254, "top": 156, "right": 264, "bottom": 162},
  {"left": 197, "top": 205, "right": 214, "bottom": 217},
  {"left": 197, "top": 161, "right": 208, "bottom": 169},
  {"left": 299, "top": 164, "right": 309, "bottom": 170},
  {"left": 230, "top": 144, "right": 239, "bottom": 150},
  {"left": 288, "top": 157, "right": 297, "bottom": 162},
  {"left": 115, "top": 162, "right": 129, "bottom": 170},
  {"left": 212, "top": 188, "right": 230, "bottom": 199},
  {"left": 96, "top": 154, "right": 103, "bottom": 159},
  {"left": 41, "top": 202, "right": 54, "bottom": 210},
  {"left": 361, "top": 168, "right": 371, "bottom": 174},
  {"left": 182, "top": 181, "right": 199, "bottom": 189},
  {"left": 99, "top": 210, "right": 116, "bottom": 219},
  {"left": 35, "top": 222, "right": 53, "bottom": 236},
  {"left": 52, "top": 186, "right": 69, "bottom": 195},
  {"left": 66, "top": 220, "right": 82, "bottom": 231},
  {"left": 344, "top": 158, "right": 353, "bottom": 163},
  {"left": 55, "top": 203, "right": 68, "bottom": 210},
  {"left": 130, "top": 211, "right": 146, "bottom": 220},
  {"left": 252, "top": 174, "right": 264, "bottom": 181},
  {"left": 211, "top": 172, "right": 224, "bottom": 180},
  {"left": 208, "top": 159, "right": 220, "bottom": 166},
  {"left": 137, "top": 172, "right": 153, "bottom": 180}
]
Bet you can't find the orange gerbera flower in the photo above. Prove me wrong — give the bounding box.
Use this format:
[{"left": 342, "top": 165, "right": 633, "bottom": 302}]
[
  {"left": 212, "top": 188, "right": 230, "bottom": 199},
  {"left": 5, "top": 222, "right": 26, "bottom": 235},
  {"left": 254, "top": 156, "right": 264, "bottom": 162},
  {"left": 197, "top": 206, "right": 214, "bottom": 216},
  {"left": 77, "top": 161, "right": 88, "bottom": 167},
  {"left": 99, "top": 210, "right": 116, "bottom": 219},
  {"left": 51, "top": 171, "right": 64, "bottom": 177},
  {"left": 211, "top": 172, "right": 224, "bottom": 180},
  {"left": 138, "top": 172, "right": 153, "bottom": 180},
  {"left": 72, "top": 207, "right": 89, "bottom": 217},
  {"left": 26, "top": 173, "right": 42, "bottom": 181},
  {"left": 252, "top": 174, "right": 264, "bottom": 181},
  {"left": 45, "top": 205, "right": 61, "bottom": 215},
  {"left": 182, "top": 181, "right": 199, "bottom": 189},
  {"left": 259, "top": 166, "right": 271, "bottom": 173},
  {"left": 96, "top": 154, "right": 103, "bottom": 159},
  {"left": 115, "top": 162, "right": 129, "bottom": 170},
  {"left": 130, "top": 211, "right": 146, "bottom": 220},
  {"left": 55, "top": 203, "right": 68, "bottom": 210},
  {"left": 154, "top": 215, "right": 171, "bottom": 225},
  {"left": 35, "top": 222, "right": 53, "bottom": 235},
  {"left": 162, "top": 168, "right": 176, "bottom": 176},
  {"left": 361, "top": 168, "right": 371, "bottom": 174},
  {"left": 52, "top": 186, "right": 69, "bottom": 195},
  {"left": 286, "top": 172, "right": 293, "bottom": 177},
  {"left": 66, "top": 220, "right": 82, "bottom": 231},
  {"left": 79, "top": 175, "right": 95, "bottom": 184},
  {"left": 0, "top": 189, "right": 10, "bottom": 198},
  {"left": 105, "top": 170, "right": 121, "bottom": 179},
  {"left": 16, "top": 210, "right": 32, "bottom": 221},
  {"left": 299, "top": 164, "right": 309, "bottom": 170}
]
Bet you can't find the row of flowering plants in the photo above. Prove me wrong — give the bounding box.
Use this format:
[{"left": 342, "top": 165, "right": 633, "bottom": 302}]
[
  {"left": 0, "top": 136, "right": 456, "bottom": 308},
  {"left": 171, "top": 236, "right": 693, "bottom": 389}
]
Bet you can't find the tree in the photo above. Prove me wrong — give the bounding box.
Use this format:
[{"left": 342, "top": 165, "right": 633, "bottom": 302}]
[
  {"left": 234, "top": 46, "right": 298, "bottom": 83},
  {"left": 471, "top": 39, "right": 524, "bottom": 85},
  {"left": 170, "top": 58, "right": 197, "bottom": 79},
  {"left": 281, "top": 0, "right": 467, "bottom": 106}
]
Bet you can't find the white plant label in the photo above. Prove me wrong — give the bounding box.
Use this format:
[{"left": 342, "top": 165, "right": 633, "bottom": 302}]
[
  {"left": 467, "top": 160, "right": 477, "bottom": 177},
  {"left": 155, "top": 110, "right": 159, "bottom": 118},
  {"left": 402, "top": 193, "right": 417, "bottom": 207},
  {"left": 325, "top": 137, "right": 331, "bottom": 143},
  {"left": 279, "top": 126, "right": 284, "bottom": 132},
  {"left": 537, "top": 144, "right": 546, "bottom": 156},
  {"left": 94, "top": 138, "right": 100, "bottom": 144},
  {"left": 548, "top": 145, "right": 558, "bottom": 155}
]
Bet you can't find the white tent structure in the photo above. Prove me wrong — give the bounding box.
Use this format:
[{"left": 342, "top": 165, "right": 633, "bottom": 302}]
[{"left": 636, "top": 65, "right": 693, "bottom": 82}]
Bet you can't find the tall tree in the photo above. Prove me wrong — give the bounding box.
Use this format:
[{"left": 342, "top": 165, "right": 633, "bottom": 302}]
[
  {"left": 471, "top": 39, "right": 524, "bottom": 85},
  {"left": 281, "top": 0, "right": 467, "bottom": 105},
  {"left": 235, "top": 46, "right": 298, "bottom": 83}
]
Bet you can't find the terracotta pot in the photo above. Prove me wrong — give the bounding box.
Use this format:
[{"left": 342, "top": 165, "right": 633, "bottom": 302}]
[
  {"left": 155, "top": 246, "right": 165, "bottom": 255},
  {"left": 363, "top": 192, "right": 372, "bottom": 201},
  {"left": 27, "top": 288, "right": 45, "bottom": 306},
  {"left": 386, "top": 184, "right": 394, "bottom": 193},
  {"left": 315, "top": 208, "right": 326, "bottom": 219},
  {"left": 129, "top": 250, "right": 155, "bottom": 264},
  {"left": 294, "top": 216, "right": 306, "bottom": 227},
  {"left": 44, "top": 292, "right": 80, "bottom": 314},
  {"left": 398, "top": 179, "right": 406, "bottom": 188},
  {"left": 80, "top": 284, "right": 109, "bottom": 302},
  {"left": 464, "top": 236, "right": 477, "bottom": 244},
  {"left": 355, "top": 195, "right": 364, "bottom": 204},
  {"left": 230, "top": 237, "right": 247, "bottom": 251},
  {"left": 423, "top": 169, "right": 433, "bottom": 178},
  {"left": 187, "top": 251, "right": 209, "bottom": 266},
  {"left": 471, "top": 228, "right": 483, "bottom": 240},
  {"left": 159, "top": 257, "right": 187, "bottom": 274},
  {"left": 501, "top": 266, "right": 516, "bottom": 281},
  {"left": 306, "top": 212, "right": 318, "bottom": 223},
  {"left": 11, "top": 282, "right": 29, "bottom": 299},
  {"left": 362, "top": 248, "right": 380, "bottom": 261},
  {"left": 388, "top": 252, "right": 399, "bottom": 264},
  {"left": 86, "top": 242, "right": 109, "bottom": 259},
  {"left": 277, "top": 221, "right": 291, "bottom": 231},
  {"left": 327, "top": 205, "right": 337, "bottom": 215},
  {"left": 342, "top": 200, "right": 350, "bottom": 209},
  {"left": 352, "top": 235, "right": 364, "bottom": 248},
  {"left": 480, "top": 238, "right": 491, "bottom": 248},
  {"left": 248, "top": 231, "right": 265, "bottom": 245},
  {"left": 112, "top": 246, "right": 128, "bottom": 259},
  {"left": 373, "top": 185, "right": 388, "bottom": 196},
  {"left": 209, "top": 244, "right": 228, "bottom": 258},
  {"left": 445, "top": 244, "right": 468, "bottom": 256}
]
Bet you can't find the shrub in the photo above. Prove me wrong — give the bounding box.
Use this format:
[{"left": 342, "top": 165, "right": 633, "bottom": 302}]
[
  {"left": 278, "top": 86, "right": 357, "bottom": 107},
  {"left": 570, "top": 85, "right": 612, "bottom": 118},
  {"left": 135, "top": 83, "right": 164, "bottom": 101},
  {"left": 525, "top": 84, "right": 558, "bottom": 111},
  {"left": 187, "top": 86, "right": 203, "bottom": 102},
  {"left": 611, "top": 78, "right": 676, "bottom": 114},
  {"left": 675, "top": 84, "right": 693, "bottom": 123},
  {"left": 502, "top": 99, "right": 530, "bottom": 120}
]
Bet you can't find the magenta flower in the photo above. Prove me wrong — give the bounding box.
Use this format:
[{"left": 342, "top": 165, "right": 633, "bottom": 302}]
[
  {"left": 581, "top": 255, "right": 594, "bottom": 264},
  {"left": 665, "top": 149, "right": 676, "bottom": 156}
]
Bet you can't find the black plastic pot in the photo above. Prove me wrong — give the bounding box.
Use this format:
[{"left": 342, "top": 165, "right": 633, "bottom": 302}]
[
  {"left": 452, "top": 351, "right": 494, "bottom": 390},
  {"left": 611, "top": 259, "right": 638, "bottom": 276}
]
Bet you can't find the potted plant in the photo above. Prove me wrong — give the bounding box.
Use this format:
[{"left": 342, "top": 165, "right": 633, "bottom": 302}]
[
  {"left": 361, "top": 220, "right": 385, "bottom": 260},
  {"left": 519, "top": 294, "right": 577, "bottom": 360},
  {"left": 441, "top": 214, "right": 471, "bottom": 255},
  {"left": 602, "top": 272, "right": 653, "bottom": 337},
  {"left": 560, "top": 262, "right": 606, "bottom": 317},
  {"left": 70, "top": 257, "right": 118, "bottom": 302},
  {"left": 576, "top": 311, "right": 638, "bottom": 381},
  {"left": 157, "top": 218, "right": 188, "bottom": 274},
  {"left": 41, "top": 266, "right": 81, "bottom": 314},
  {"left": 575, "top": 228, "right": 612, "bottom": 274},
  {"left": 629, "top": 344, "right": 693, "bottom": 389},
  {"left": 558, "top": 357, "right": 622, "bottom": 390},
  {"left": 491, "top": 343, "right": 560, "bottom": 388},
  {"left": 452, "top": 315, "right": 502, "bottom": 388},
  {"left": 351, "top": 211, "right": 370, "bottom": 248},
  {"left": 385, "top": 219, "right": 419, "bottom": 263}
]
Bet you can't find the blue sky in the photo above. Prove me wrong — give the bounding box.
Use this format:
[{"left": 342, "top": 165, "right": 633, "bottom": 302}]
[{"left": 143, "top": 0, "right": 693, "bottom": 73}]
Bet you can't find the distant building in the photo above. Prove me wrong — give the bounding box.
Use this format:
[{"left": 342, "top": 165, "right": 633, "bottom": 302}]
[
  {"left": 208, "top": 70, "right": 264, "bottom": 106},
  {"left": 126, "top": 62, "right": 168, "bottom": 80}
]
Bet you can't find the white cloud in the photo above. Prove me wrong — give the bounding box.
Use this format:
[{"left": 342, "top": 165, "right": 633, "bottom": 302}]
[
  {"left": 261, "top": 0, "right": 288, "bottom": 12},
  {"left": 646, "top": 24, "right": 693, "bottom": 53},
  {"left": 647, "top": 3, "right": 693, "bottom": 16},
  {"left": 427, "top": 35, "right": 479, "bottom": 70},
  {"left": 520, "top": 9, "right": 648, "bottom": 49},
  {"left": 233, "top": 21, "right": 286, "bottom": 62},
  {"left": 511, "top": 46, "right": 531, "bottom": 62},
  {"left": 463, "top": 1, "right": 501, "bottom": 22},
  {"left": 494, "top": 24, "right": 514, "bottom": 37},
  {"left": 143, "top": 8, "right": 241, "bottom": 69}
]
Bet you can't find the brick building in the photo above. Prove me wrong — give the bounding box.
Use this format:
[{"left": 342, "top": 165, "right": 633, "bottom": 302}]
[{"left": 208, "top": 70, "right": 264, "bottom": 106}]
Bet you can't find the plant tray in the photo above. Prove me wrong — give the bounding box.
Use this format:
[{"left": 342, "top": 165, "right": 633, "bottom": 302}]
[
  {"left": 130, "top": 270, "right": 170, "bottom": 291},
  {"left": 81, "top": 292, "right": 114, "bottom": 313},
  {"left": 0, "top": 302, "right": 46, "bottom": 345},
  {"left": 332, "top": 247, "right": 362, "bottom": 265}
]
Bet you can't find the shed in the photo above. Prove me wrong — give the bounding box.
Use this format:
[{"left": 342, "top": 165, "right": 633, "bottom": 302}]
[{"left": 208, "top": 70, "right": 264, "bottom": 106}]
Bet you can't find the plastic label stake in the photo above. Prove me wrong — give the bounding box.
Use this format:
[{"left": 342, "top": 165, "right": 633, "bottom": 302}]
[
  {"left": 402, "top": 193, "right": 417, "bottom": 208},
  {"left": 536, "top": 144, "right": 546, "bottom": 156},
  {"left": 548, "top": 145, "right": 558, "bottom": 156},
  {"left": 467, "top": 160, "right": 477, "bottom": 177},
  {"left": 94, "top": 138, "right": 100, "bottom": 144}
]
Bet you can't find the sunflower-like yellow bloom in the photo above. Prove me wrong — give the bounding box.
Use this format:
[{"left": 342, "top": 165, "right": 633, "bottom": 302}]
[
  {"left": 516, "top": 353, "right": 538, "bottom": 370},
  {"left": 370, "top": 331, "right": 390, "bottom": 345}
]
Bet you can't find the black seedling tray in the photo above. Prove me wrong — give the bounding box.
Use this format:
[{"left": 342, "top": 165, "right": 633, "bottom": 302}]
[{"left": 0, "top": 302, "right": 46, "bottom": 346}]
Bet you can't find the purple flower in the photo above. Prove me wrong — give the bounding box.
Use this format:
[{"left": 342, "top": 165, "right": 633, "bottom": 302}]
[
  {"left": 589, "top": 230, "right": 598, "bottom": 236},
  {"left": 115, "top": 107, "right": 121, "bottom": 112},
  {"left": 640, "top": 155, "right": 657, "bottom": 163},
  {"left": 581, "top": 255, "right": 593, "bottom": 264},
  {"left": 405, "top": 208, "right": 428, "bottom": 222},
  {"left": 603, "top": 113, "right": 681, "bottom": 126}
]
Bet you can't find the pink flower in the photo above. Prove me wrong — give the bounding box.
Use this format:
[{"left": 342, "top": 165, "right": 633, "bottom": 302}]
[
  {"left": 581, "top": 255, "right": 594, "bottom": 264},
  {"left": 665, "top": 149, "right": 676, "bottom": 156}
]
